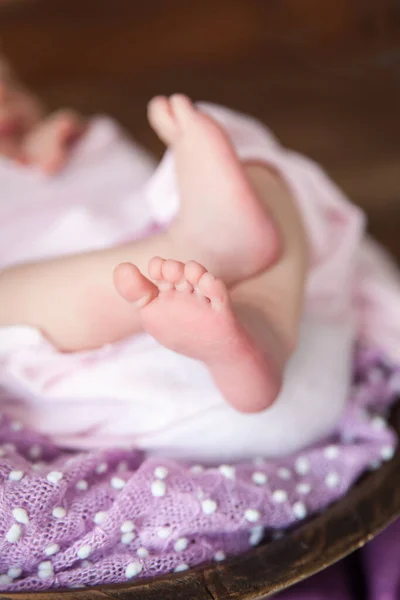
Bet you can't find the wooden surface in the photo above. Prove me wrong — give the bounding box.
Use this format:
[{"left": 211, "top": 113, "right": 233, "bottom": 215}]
[
  {"left": 1, "top": 0, "right": 400, "bottom": 598},
  {"left": 1, "top": 0, "right": 400, "bottom": 255}
]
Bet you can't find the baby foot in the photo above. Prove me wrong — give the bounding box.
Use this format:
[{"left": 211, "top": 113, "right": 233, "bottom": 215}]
[
  {"left": 22, "top": 110, "right": 86, "bottom": 174},
  {"left": 114, "top": 258, "right": 281, "bottom": 413},
  {"left": 147, "top": 94, "right": 280, "bottom": 286}
]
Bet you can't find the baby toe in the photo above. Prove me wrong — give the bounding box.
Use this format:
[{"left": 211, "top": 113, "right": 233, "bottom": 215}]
[
  {"left": 197, "top": 273, "right": 228, "bottom": 309},
  {"left": 184, "top": 261, "right": 207, "bottom": 287},
  {"left": 161, "top": 259, "right": 185, "bottom": 284},
  {"left": 148, "top": 256, "right": 165, "bottom": 281}
]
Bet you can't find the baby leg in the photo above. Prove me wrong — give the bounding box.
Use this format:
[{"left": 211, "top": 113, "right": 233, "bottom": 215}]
[
  {"left": 0, "top": 97, "right": 283, "bottom": 351},
  {"left": 114, "top": 164, "right": 308, "bottom": 413}
]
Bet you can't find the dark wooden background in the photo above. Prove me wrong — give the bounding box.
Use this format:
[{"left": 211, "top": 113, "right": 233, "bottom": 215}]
[{"left": 1, "top": 0, "right": 400, "bottom": 259}]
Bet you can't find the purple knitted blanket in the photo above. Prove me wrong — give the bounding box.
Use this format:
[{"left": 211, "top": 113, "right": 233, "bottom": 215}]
[{"left": 0, "top": 346, "right": 397, "bottom": 591}]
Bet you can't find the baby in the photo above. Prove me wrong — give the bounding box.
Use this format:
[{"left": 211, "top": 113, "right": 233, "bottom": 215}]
[{"left": 0, "top": 57, "right": 399, "bottom": 461}]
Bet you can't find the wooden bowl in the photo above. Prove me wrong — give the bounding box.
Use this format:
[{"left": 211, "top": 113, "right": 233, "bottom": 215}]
[{"left": 1, "top": 1, "right": 400, "bottom": 598}]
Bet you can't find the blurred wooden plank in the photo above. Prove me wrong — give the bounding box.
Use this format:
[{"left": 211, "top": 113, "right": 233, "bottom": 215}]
[
  {"left": 1, "top": 0, "right": 399, "bottom": 78},
  {"left": 1, "top": 0, "right": 400, "bottom": 256}
]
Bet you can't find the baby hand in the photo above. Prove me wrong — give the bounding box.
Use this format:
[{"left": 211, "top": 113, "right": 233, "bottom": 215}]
[{"left": 22, "top": 109, "right": 86, "bottom": 174}]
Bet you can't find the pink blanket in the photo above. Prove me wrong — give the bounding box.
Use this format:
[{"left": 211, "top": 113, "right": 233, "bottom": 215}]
[{"left": 1, "top": 105, "right": 400, "bottom": 460}]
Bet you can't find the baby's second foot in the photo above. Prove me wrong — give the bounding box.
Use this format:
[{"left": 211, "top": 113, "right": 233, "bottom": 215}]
[
  {"left": 114, "top": 258, "right": 281, "bottom": 413},
  {"left": 148, "top": 95, "right": 280, "bottom": 286},
  {"left": 22, "top": 110, "right": 86, "bottom": 174}
]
